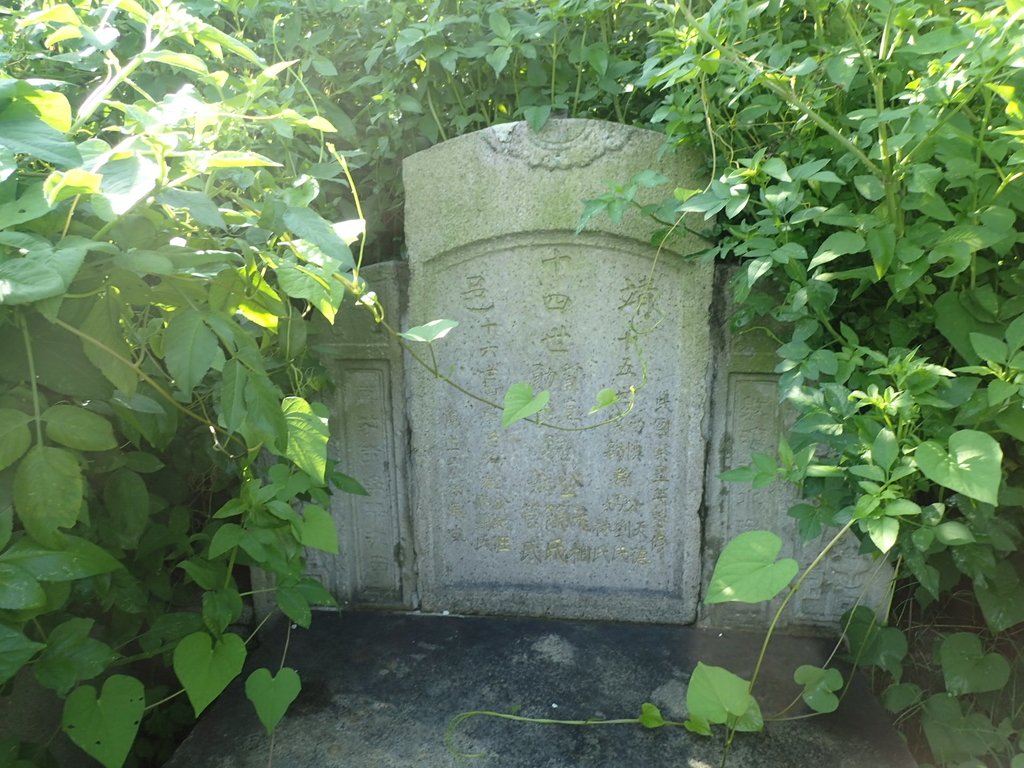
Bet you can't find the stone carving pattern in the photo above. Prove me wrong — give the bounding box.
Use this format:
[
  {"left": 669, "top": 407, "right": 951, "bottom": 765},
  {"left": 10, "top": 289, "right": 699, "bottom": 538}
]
[{"left": 481, "top": 120, "right": 629, "bottom": 170}]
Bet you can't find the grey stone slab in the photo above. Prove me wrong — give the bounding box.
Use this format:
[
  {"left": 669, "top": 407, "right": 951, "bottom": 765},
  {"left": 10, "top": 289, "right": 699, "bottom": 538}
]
[
  {"left": 166, "top": 611, "right": 918, "bottom": 768},
  {"left": 403, "top": 119, "right": 714, "bottom": 624},
  {"left": 308, "top": 261, "right": 416, "bottom": 609},
  {"left": 702, "top": 270, "right": 894, "bottom": 629}
]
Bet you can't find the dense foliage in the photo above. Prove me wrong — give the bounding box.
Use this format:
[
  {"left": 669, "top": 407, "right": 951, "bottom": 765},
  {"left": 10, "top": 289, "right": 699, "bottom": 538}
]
[
  {"left": 644, "top": 1, "right": 1024, "bottom": 765},
  {"left": 0, "top": 1, "right": 366, "bottom": 764}
]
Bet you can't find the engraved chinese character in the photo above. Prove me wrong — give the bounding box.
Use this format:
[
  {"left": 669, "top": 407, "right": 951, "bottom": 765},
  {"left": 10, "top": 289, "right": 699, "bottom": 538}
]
[
  {"left": 541, "top": 325, "right": 571, "bottom": 354},
  {"left": 462, "top": 275, "right": 494, "bottom": 311},
  {"left": 544, "top": 293, "right": 571, "bottom": 312},
  {"left": 613, "top": 467, "right": 632, "bottom": 486}
]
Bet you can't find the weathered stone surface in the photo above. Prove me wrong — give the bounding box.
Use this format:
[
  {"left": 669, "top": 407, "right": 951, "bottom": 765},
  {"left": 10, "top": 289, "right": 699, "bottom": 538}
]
[
  {"left": 403, "top": 119, "right": 713, "bottom": 624},
  {"left": 701, "top": 270, "right": 894, "bottom": 629},
  {"left": 308, "top": 261, "right": 415, "bottom": 609},
  {"left": 166, "top": 612, "right": 919, "bottom": 768}
]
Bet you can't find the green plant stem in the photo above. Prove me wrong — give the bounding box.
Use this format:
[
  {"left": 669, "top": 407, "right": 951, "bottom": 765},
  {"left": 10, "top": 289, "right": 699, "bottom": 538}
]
[
  {"left": 18, "top": 312, "right": 44, "bottom": 446},
  {"left": 446, "top": 710, "right": 684, "bottom": 759},
  {"left": 144, "top": 688, "right": 185, "bottom": 712},
  {"left": 746, "top": 519, "right": 856, "bottom": 697},
  {"left": 676, "top": 3, "right": 882, "bottom": 178},
  {"left": 386, "top": 319, "right": 636, "bottom": 432}
]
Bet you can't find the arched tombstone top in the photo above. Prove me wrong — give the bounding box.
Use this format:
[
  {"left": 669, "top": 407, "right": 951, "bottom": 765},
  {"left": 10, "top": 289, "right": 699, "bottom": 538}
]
[{"left": 403, "top": 119, "right": 708, "bottom": 264}]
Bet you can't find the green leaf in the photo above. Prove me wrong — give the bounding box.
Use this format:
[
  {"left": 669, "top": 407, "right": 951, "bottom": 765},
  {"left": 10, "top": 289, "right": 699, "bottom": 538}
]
[
  {"left": 244, "top": 667, "right": 301, "bottom": 735},
  {"left": 916, "top": 430, "right": 1002, "bottom": 506},
  {"left": 282, "top": 207, "right": 354, "bottom": 270},
  {"left": 969, "top": 332, "right": 1007, "bottom": 364},
  {"left": 282, "top": 397, "right": 329, "bottom": 483},
  {"left": 202, "top": 588, "right": 243, "bottom": 636},
  {"left": 794, "top": 665, "right": 843, "bottom": 713},
  {"left": 933, "top": 520, "right": 975, "bottom": 545},
  {"left": 0, "top": 184, "right": 52, "bottom": 230},
  {"left": 276, "top": 585, "right": 312, "bottom": 628},
  {"left": 0, "top": 535, "right": 121, "bottom": 581},
  {"left": 81, "top": 294, "right": 138, "bottom": 395},
  {"left": 164, "top": 310, "right": 221, "bottom": 398},
  {"left": 62, "top": 675, "right": 145, "bottom": 768},
  {"left": 103, "top": 469, "right": 150, "bottom": 549},
  {"left": 36, "top": 618, "right": 116, "bottom": 696},
  {"left": 872, "top": 428, "right": 898, "bottom": 470},
  {"left": 0, "top": 102, "right": 81, "bottom": 168},
  {"left": 0, "top": 563, "right": 45, "bottom": 609},
  {"left": 501, "top": 383, "right": 550, "bottom": 428},
  {"left": 0, "top": 409, "right": 31, "bottom": 471},
  {"left": 882, "top": 683, "right": 922, "bottom": 714},
  {"left": 685, "top": 662, "right": 763, "bottom": 732},
  {"left": 705, "top": 530, "right": 798, "bottom": 604},
  {"left": 43, "top": 168, "right": 103, "bottom": 205},
  {"left": 43, "top": 404, "right": 118, "bottom": 451},
  {"left": 939, "top": 633, "right": 1010, "bottom": 695},
  {"left": 157, "top": 189, "right": 226, "bottom": 228},
  {"left": 975, "top": 562, "right": 1024, "bottom": 632},
  {"left": 140, "top": 50, "right": 208, "bottom": 74},
  {"left": 589, "top": 387, "right": 619, "bottom": 414},
  {"left": 0, "top": 238, "right": 85, "bottom": 305},
  {"left": 95, "top": 154, "right": 160, "bottom": 218},
  {"left": 296, "top": 505, "right": 338, "bottom": 554},
  {"left": 0, "top": 624, "right": 44, "bottom": 685},
  {"left": 809, "top": 231, "right": 865, "bottom": 269},
  {"left": 639, "top": 702, "right": 666, "bottom": 729},
  {"left": 523, "top": 105, "right": 552, "bottom": 132},
  {"left": 865, "top": 516, "right": 899, "bottom": 553},
  {"left": 173, "top": 632, "right": 246, "bottom": 717},
  {"left": 853, "top": 175, "right": 885, "bottom": 201},
  {"left": 398, "top": 319, "right": 459, "bottom": 343},
  {"left": 13, "top": 445, "right": 83, "bottom": 547}
]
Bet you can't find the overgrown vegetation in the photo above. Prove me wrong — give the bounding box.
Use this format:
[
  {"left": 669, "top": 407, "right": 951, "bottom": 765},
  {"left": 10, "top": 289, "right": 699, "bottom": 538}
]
[
  {"left": 1, "top": 0, "right": 1022, "bottom": 765},
  {"left": 0, "top": 1, "right": 365, "bottom": 764},
  {"left": 644, "top": 1, "right": 1024, "bottom": 765}
]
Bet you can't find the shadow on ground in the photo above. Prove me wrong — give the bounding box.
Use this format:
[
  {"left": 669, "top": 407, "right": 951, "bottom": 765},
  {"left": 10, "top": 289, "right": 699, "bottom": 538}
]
[{"left": 166, "top": 611, "right": 917, "bottom": 768}]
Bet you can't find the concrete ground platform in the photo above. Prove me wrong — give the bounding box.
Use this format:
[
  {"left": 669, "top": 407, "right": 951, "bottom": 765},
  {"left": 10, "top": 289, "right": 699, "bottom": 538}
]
[{"left": 166, "top": 611, "right": 917, "bottom": 768}]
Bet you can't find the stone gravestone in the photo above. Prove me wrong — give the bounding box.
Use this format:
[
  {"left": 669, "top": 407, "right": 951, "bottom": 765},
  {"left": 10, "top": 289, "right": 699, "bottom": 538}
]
[{"left": 403, "top": 120, "right": 713, "bottom": 624}]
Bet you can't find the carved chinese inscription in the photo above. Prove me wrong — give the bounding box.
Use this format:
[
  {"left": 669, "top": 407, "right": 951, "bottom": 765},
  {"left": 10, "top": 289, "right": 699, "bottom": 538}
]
[
  {"left": 403, "top": 119, "right": 712, "bottom": 624},
  {"left": 406, "top": 236, "right": 712, "bottom": 624}
]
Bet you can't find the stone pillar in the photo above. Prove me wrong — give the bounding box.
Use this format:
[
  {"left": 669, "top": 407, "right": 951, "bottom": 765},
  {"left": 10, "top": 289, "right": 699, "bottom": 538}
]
[
  {"left": 701, "top": 269, "right": 893, "bottom": 629},
  {"left": 403, "top": 120, "right": 713, "bottom": 624},
  {"left": 308, "top": 261, "right": 415, "bottom": 609}
]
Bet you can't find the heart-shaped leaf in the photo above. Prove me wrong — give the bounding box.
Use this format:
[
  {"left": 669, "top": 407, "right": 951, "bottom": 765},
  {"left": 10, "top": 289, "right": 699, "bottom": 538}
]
[
  {"left": 638, "top": 702, "right": 666, "bottom": 729},
  {"left": 61, "top": 674, "right": 144, "bottom": 768},
  {"left": 706, "top": 531, "right": 798, "bottom": 604},
  {"left": 975, "top": 561, "right": 1024, "bottom": 633},
  {"left": 245, "top": 667, "right": 301, "bottom": 735},
  {"left": 939, "top": 632, "right": 1010, "bottom": 695},
  {"left": 35, "top": 618, "right": 116, "bottom": 696},
  {"left": 13, "top": 444, "right": 84, "bottom": 547},
  {"left": 501, "top": 382, "right": 550, "bottom": 428},
  {"left": 916, "top": 430, "right": 1002, "bottom": 506},
  {"left": 0, "top": 624, "right": 44, "bottom": 685},
  {"left": 685, "top": 662, "right": 763, "bottom": 733},
  {"left": 398, "top": 319, "right": 458, "bottom": 343},
  {"left": 864, "top": 516, "right": 899, "bottom": 553},
  {"left": 794, "top": 665, "right": 843, "bottom": 713},
  {"left": 173, "top": 632, "right": 246, "bottom": 716}
]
